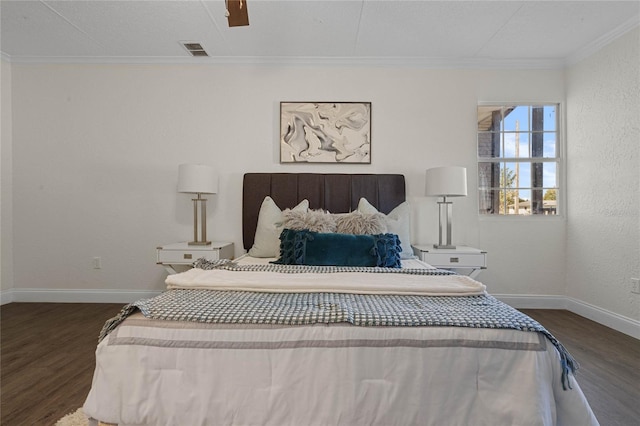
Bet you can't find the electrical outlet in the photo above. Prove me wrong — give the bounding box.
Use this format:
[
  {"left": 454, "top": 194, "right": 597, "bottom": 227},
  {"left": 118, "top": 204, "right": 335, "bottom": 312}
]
[
  {"left": 631, "top": 278, "right": 640, "bottom": 294},
  {"left": 92, "top": 257, "right": 102, "bottom": 269}
]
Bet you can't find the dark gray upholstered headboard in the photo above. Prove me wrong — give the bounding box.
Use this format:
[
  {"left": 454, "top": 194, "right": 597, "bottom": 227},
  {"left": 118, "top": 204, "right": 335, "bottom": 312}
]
[{"left": 242, "top": 173, "right": 406, "bottom": 251}]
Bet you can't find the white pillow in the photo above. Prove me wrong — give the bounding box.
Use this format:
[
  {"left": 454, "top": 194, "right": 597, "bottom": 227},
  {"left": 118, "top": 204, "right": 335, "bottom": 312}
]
[
  {"left": 357, "top": 197, "right": 414, "bottom": 259},
  {"left": 248, "top": 196, "right": 309, "bottom": 258}
]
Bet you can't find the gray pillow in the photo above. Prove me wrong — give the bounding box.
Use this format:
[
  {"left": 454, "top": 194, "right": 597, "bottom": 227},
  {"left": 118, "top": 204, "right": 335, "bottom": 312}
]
[
  {"left": 335, "top": 211, "right": 387, "bottom": 235},
  {"left": 283, "top": 209, "right": 337, "bottom": 233}
]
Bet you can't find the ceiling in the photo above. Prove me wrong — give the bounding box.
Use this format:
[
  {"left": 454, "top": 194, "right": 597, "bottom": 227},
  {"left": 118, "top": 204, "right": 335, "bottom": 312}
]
[{"left": 1, "top": 0, "right": 639, "bottom": 68}]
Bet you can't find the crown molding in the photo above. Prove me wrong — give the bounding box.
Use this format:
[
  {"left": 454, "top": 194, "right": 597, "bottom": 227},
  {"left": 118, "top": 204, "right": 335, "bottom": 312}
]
[
  {"left": 565, "top": 15, "right": 640, "bottom": 66},
  {"left": 3, "top": 15, "right": 636, "bottom": 70},
  {"left": 0, "top": 54, "right": 566, "bottom": 69}
]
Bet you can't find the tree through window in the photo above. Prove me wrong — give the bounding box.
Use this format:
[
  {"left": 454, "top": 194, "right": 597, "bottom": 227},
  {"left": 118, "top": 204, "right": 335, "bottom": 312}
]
[{"left": 477, "top": 104, "right": 560, "bottom": 215}]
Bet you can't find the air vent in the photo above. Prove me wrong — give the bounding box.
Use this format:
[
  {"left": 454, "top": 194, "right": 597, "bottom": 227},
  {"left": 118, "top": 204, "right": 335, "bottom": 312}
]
[{"left": 181, "top": 42, "right": 209, "bottom": 57}]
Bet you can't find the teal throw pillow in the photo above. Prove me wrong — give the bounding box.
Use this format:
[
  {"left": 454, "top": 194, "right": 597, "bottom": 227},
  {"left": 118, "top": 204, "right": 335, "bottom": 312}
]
[{"left": 274, "top": 229, "right": 401, "bottom": 268}]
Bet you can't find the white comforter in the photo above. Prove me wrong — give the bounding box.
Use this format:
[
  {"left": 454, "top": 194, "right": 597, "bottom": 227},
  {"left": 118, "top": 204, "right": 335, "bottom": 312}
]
[
  {"left": 84, "top": 257, "right": 598, "bottom": 426},
  {"left": 165, "top": 258, "right": 486, "bottom": 296}
]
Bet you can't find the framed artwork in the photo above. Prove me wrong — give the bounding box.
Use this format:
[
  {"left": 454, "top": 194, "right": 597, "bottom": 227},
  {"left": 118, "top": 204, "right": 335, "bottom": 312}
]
[{"left": 280, "top": 102, "right": 371, "bottom": 163}]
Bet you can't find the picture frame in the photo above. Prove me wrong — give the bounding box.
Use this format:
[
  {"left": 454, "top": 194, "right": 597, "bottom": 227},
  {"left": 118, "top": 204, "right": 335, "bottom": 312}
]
[{"left": 280, "top": 102, "right": 371, "bottom": 163}]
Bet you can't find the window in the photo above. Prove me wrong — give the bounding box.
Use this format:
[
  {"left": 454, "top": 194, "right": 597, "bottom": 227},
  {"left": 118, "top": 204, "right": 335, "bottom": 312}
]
[{"left": 477, "top": 104, "right": 560, "bottom": 216}]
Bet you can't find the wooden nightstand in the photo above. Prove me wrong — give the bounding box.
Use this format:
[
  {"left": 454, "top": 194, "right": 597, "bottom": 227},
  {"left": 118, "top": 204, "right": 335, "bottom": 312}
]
[
  {"left": 156, "top": 242, "right": 234, "bottom": 274},
  {"left": 412, "top": 245, "right": 487, "bottom": 278}
]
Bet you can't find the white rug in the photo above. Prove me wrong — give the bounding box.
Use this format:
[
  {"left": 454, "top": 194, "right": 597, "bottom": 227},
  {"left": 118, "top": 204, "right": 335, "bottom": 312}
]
[{"left": 55, "top": 408, "right": 88, "bottom": 426}]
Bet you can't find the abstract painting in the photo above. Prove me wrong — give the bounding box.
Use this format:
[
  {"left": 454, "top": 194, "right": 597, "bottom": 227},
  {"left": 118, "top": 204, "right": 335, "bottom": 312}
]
[{"left": 280, "top": 102, "right": 371, "bottom": 163}]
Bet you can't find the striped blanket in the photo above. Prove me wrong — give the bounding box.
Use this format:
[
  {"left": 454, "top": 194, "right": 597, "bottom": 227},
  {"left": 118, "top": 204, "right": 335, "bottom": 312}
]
[{"left": 99, "top": 262, "right": 578, "bottom": 390}]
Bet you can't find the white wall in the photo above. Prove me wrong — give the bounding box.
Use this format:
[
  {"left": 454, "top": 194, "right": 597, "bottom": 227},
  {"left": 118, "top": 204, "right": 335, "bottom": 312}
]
[
  {"left": 1, "top": 58, "right": 13, "bottom": 301},
  {"left": 473, "top": 70, "right": 567, "bottom": 300},
  {"left": 566, "top": 28, "right": 640, "bottom": 322},
  {"left": 6, "top": 64, "right": 567, "bottom": 300}
]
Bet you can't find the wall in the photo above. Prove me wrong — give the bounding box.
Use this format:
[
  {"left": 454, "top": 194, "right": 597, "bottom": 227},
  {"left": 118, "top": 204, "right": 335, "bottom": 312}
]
[
  {"left": 1, "top": 58, "right": 13, "bottom": 301},
  {"left": 566, "top": 28, "right": 640, "bottom": 322},
  {"left": 7, "top": 63, "right": 567, "bottom": 300}
]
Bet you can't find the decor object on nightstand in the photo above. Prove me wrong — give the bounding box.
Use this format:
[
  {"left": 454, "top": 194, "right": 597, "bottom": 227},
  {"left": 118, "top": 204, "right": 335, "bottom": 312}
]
[
  {"left": 425, "top": 166, "right": 467, "bottom": 249},
  {"left": 177, "top": 164, "right": 218, "bottom": 245}
]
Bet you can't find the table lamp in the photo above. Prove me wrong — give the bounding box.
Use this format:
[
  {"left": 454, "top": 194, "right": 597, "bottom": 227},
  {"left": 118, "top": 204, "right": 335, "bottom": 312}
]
[
  {"left": 177, "top": 164, "right": 218, "bottom": 245},
  {"left": 425, "top": 166, "right": 467, "bottom": 249}
]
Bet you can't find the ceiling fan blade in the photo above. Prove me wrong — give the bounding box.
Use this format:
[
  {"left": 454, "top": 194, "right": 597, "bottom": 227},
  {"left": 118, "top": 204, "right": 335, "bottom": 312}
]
[{"left": 227, "top": 0, "right": 249, "bottom": 27}]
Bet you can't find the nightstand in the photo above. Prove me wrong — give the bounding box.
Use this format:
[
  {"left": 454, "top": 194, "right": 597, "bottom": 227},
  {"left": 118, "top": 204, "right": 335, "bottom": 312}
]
[
  {"left": 156, "top": 242, "right": 234, "bottom": 274},
  {"left": 412, "top": 244, "right": 487, "bottom": 278}
]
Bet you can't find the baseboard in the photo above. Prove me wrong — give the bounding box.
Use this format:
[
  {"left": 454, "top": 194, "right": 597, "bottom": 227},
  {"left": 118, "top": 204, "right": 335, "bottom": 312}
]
[
  {"left": 564, "top": 297, "right": 640, "bottom": 340},
  {"left": 7, "top": 288, "right": 162, "bottom": 304},
  {"left": 494, "top": 293, "right": 640, "bottom": 340},
  {"left": 494, "top": 294, "right": 568, "bottom": 309},
  {"left": 0, "top": 289, "right": 14, "bottom": 305}
]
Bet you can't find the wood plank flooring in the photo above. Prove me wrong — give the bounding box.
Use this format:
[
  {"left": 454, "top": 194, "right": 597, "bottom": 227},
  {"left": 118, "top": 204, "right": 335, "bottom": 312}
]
[
  {"left": 522, "top": 309, "right": 640, "bottom": 426},
  {"left": 1, "top": 303, "right": 123, "bottom": 426},
  {"left": 1, "top": 303, "right": 639, "bottom": 425}
]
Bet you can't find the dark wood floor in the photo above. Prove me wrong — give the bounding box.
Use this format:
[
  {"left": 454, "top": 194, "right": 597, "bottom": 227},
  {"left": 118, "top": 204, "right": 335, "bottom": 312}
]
[
  {"left": 1, "top": 303, "right": 124, "bottom": 426},
  {"left": 1, "top": 304, "right": 639, "bottom": 426},
  {"left": 522, "top": 309, "right": 640, "bottom": 426}
]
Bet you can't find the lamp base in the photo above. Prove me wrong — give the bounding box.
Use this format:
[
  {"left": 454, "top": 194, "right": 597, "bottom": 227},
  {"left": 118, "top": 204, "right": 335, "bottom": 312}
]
[
  {"left": 436, "top": 198, "right": 457, "bottom": 250},
  {"left": 433, "top": 244, "right": 457, "bottom": 249},
  {"left": 188, "top": 240, "right": 212, "bottom": 246},
  {"left": 188, "top": 195, "right": 212, "bottom": 247}
]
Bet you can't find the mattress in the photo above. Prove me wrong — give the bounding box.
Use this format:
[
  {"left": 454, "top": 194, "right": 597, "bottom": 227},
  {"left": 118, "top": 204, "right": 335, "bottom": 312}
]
[{"left": 84, "top": 257, "right": 598, "bottom": 426}]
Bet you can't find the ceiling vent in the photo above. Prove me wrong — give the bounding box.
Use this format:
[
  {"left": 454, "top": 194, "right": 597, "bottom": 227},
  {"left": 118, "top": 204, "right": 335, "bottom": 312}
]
[{"left": 181, "top": 42, "right": 209, "bottom": 57}]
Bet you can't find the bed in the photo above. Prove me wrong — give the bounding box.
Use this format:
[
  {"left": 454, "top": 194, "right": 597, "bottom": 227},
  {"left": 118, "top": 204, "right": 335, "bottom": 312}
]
[{"left": 84, "top": 173, "right": 598, "bottom": 426}]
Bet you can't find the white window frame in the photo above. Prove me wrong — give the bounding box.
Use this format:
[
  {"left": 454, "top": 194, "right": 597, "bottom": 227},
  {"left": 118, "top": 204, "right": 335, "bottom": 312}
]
[{"left": 477, "top": 102, "right": 564, "bottom": 218}]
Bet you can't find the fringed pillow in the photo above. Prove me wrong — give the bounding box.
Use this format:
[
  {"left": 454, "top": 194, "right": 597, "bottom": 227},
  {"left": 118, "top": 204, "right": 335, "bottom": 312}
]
[
  {"left": 374, "top": 233, "right": 402, "bottom": 268},
  {"left": 335, "top": 211, "right": 387, "bottom": 235},
  {"left": 282, "top": 209, "right": 337, "bottom": 233},
  {"left": 274, "top": 229, "right": 402, "bottom": 268}
]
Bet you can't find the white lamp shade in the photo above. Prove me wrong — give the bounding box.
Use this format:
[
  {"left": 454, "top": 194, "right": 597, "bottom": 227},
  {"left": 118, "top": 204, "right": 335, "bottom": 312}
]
[
  {"left": 177, "top": 164, "right": 218, "bottom": 194},
  {"left": 425, "top": 166, "right": 467, "bottom": 197}
]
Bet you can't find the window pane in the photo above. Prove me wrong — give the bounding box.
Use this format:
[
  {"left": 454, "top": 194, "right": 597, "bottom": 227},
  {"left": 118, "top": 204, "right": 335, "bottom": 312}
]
[
  {"left": 504, "top": 106, "right": 529, "bottom": 132},
  {"left": 531, "top": 198, "right": 544, "bottom": 215},
  {"left": 542, "top": 162, "right": 557, "bottom": 188},
  {"left": 518, "top": 133, "right": 529, "bottom": 158},
  {"left": 542, "top": 133, "right": 556, "bottom": 158},
  {"left": 503, "top": 162, "right": 517, "bottom": 189},
  {"left": 504, "top": 188, "right": 533, "bottom": 215},
  {"left": 543, "top": 105, "right": 557, "bottom": 131},
  {"left": 504, "top": 133, "right": 516, "bottom": 158},
  {"left": 478, "top": 162, "right": 495, "bottom": 189},
  {"left": 478, "top": 189, "right": 497, "bottom": 214},
  {"left": 477, "top": 103, "right": 560, "bottom": 216},
  {"left": 542, "top": 189, "right": 558, "bottom": 215},
  {"left": 530, "top": 106, "right": 545, "bottom": 133},
  {"left": 508, "top": 189, "right": 530, "bottom": 215},
  {"left": 531, "top": 162, "right": 544, "bottom": 189},
  {"left": 517, "top": 163, "right": 531, "bottom": 187},
  {"left": 499, "top": 189, "right": 509, "bottom": 215},
  {"left": 519, "top": 189, "right": 532, "bottom": 201},
  {"left": 477, "top": 106, "right": 502, "bottom": 131},
  {"left": 477, "top": 132, "right": 501, "bottom": 158}
]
